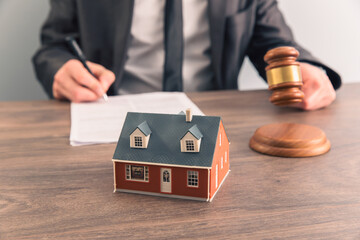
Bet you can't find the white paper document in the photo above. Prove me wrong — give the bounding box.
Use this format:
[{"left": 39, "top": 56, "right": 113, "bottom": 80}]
[{"left": 70, "top": 92, "right": 204, "bottom": 146}]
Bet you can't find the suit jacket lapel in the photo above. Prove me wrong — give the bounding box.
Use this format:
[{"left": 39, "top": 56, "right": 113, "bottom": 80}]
[
  {"left": 111, "top": 0, "right": 134, "bottom": 94},
  {"left": 208, "top": 0, "right": 227, "bottom": 89}
]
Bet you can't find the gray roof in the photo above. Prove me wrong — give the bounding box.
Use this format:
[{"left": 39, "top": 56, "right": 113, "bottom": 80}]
[
  {"left": 135, "top": 121, "right": 152, "bottom": 136},
  {"left": 113, "top": 112, "right": 222, "bottom": 168},
  {"left": 184, "top": 124, "right": 203, "bottom": 140}
]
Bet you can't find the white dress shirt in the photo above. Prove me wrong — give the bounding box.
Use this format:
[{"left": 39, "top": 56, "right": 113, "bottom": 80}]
[{"left": 119, "top": 0, "right": 213, "bottom": 95}]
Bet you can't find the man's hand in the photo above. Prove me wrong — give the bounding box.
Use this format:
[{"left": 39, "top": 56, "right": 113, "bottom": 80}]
[
  {"left": 53, "top": 59, "right": 115, "bottom": 102},
  {"left": 292, "top": 62, "right": 336, "bottom": 110}
]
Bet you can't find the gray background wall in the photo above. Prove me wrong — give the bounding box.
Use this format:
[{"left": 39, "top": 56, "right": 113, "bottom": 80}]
[
  {"left": 0, "top": 1, "right": 49, "bottom": 101},
  {"left": 0, "top": 0, "right": 359, "bottom": 101}
]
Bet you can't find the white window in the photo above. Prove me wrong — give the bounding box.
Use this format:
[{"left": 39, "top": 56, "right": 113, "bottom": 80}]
[
  {"left": 215, "top": 165, "right": 218, "bottom": 188},
  {"left": 187, "top": 170, "right": 199, "bottom": 187},
  {"left": 225, "top": 151, "right": 227, "bottom": 163},
  {"left": 221, "top": 156, "right": 223, "bottom": 169},
  {"left": 125, "top": 165, "right": 149, "bottom": 182},
  {"left": 186, "top": 140, "right": 195, "bottom": 151},
  {"left": 134, "top": 136, "right": 143, "bottom": 147},
  {"left": 219, "top": 133, "right": 222, "bottom": 146}
]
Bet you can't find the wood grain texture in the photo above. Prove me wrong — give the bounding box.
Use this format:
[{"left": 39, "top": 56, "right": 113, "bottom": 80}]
[
  {"left": 249, "top": 123, "right": 331, "bottom": 157},
  {"left": 1, "top": 84, "right": 360, "bottom": 239}
]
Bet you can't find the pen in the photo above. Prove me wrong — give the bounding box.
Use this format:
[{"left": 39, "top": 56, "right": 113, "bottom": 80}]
[{"left": 65, "top": 36, "right": 109, "bottom": 101}]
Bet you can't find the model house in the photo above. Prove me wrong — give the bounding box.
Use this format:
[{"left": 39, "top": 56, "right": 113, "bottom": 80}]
[{"left": 112, "top": 109, "right": 230, "bottom": 202}]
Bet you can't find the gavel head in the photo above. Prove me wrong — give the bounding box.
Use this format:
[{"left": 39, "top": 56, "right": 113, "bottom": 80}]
[{"left": 264, "top": 46, "right": 304, "bottom": 106}]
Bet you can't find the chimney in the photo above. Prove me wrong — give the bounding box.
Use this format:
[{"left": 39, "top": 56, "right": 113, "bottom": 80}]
[{"left": 186, "top": 108, "right": 192, "bottom": 122}]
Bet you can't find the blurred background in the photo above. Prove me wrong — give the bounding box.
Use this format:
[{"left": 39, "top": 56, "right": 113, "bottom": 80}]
[{"left": 0, "top": 0, "right": 359, "bottom": 101}]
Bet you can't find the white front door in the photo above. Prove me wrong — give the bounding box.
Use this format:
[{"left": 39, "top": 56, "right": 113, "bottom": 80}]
[{"left": 161, "top": 168, "right": 172, "bottom": 193}]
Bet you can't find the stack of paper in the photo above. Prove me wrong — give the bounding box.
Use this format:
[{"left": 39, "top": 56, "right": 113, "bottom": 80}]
[{"left": 70, "top": 92, "right": 204, "bottom": 146}]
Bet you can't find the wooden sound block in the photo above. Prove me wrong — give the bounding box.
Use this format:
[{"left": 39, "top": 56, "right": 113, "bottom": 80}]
[{"left": 249, "top": 123, "right": 331, "bottom": 157}]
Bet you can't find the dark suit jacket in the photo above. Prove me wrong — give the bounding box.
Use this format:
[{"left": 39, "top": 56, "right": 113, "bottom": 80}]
[{"left": 33, "top": 0, "right": 341, "bottom": 98}]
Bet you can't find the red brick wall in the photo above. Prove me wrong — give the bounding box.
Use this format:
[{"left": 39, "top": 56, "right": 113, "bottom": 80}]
[
  {"left": 114, "top": 162, "right": 208, "bottom": 199},
  {"left": 209, "top": 120, "right": 230, "bottom": 199}
]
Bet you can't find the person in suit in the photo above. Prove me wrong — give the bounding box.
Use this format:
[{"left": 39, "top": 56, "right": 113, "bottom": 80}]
[{"left": 33, "top": 0, "right": 341, "bottom": 110}]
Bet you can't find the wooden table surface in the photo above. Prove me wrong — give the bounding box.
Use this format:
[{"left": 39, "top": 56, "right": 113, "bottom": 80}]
[{"left": 1, "top": 83, "right": 360, "bottom": 239}]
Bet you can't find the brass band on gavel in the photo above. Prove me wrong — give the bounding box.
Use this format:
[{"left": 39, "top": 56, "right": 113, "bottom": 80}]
[{"left": 266, "top": 65, "right": 302, "bottom": 87}]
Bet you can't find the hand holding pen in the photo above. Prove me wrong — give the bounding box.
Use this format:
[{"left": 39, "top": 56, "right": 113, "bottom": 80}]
[{"left": 52, "top": 37, "right": 115, "bottom": 102}]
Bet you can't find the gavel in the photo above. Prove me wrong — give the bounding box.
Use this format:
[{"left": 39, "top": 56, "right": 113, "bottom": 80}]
[{"left": 264, "top": 46, "right": 304, "bottom": 106}]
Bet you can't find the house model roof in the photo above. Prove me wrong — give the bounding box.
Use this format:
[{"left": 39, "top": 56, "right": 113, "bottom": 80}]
[{"left": 113, "top": 112, "right": 222, "bottom": 168}]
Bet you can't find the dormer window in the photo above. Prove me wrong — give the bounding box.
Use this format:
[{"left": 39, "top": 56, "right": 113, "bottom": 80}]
[
  {"left": 180, "top": 125, "right": 203, "bottom": 153},
  {"left": 130, "top": 121, "right": 152, "bottom": 148}
]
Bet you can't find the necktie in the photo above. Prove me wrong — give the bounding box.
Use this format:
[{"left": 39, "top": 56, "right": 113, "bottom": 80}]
[{"left": 163, "top": 0, "right": 183, "bottom": 91}]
